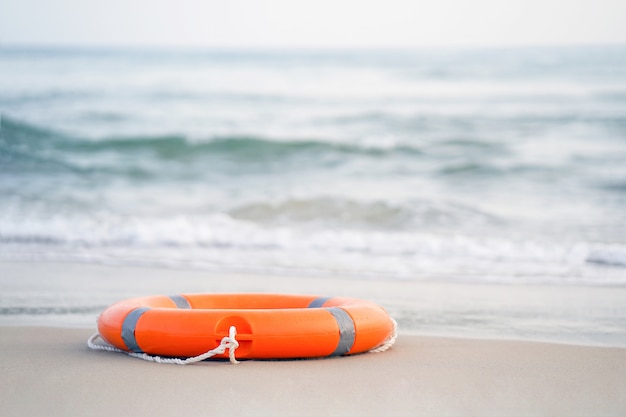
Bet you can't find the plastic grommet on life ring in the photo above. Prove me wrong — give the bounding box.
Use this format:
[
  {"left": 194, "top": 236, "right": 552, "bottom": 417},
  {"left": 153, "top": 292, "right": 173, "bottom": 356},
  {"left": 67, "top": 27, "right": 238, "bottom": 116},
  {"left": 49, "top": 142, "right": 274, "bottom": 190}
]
[{"left": 96, "top": 293, "right": 395, "bottom": 359}]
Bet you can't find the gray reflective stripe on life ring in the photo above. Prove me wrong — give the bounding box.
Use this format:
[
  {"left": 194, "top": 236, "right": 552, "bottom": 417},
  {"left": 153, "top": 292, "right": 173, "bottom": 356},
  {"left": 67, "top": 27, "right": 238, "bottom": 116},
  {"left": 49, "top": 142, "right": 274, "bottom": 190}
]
[
  {"left": 169, "top": 295, "right": 191, "bottom": 309},
  {"left": 308, "top": 296, "right": 332, "bottom": 308},
  {"left": 325, "top": 307, "right": 356, "bottom": 356},
  {"left": 121, "top": 307, "right": 150, "bottom": 353}
]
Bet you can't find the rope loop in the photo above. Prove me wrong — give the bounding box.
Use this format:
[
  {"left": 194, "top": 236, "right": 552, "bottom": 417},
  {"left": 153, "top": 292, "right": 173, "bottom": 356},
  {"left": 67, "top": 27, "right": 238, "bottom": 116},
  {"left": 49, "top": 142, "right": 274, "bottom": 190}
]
[{"left": 87, "top": 325, "right": 239, "bottom": 365}]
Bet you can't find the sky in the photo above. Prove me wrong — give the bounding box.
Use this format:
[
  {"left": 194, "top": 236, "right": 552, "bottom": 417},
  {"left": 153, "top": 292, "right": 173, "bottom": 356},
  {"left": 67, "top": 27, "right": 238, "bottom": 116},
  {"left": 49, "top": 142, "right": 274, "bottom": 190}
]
[{"left": 1, "top": 0, "right": 626, "bottom": 49}]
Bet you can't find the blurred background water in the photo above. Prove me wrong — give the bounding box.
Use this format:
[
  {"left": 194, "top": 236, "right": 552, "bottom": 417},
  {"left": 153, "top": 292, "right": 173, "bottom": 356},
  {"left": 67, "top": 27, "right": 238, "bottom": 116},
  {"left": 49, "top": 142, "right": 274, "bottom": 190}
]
[
  {"left": 1, "top": 45, "right": 626, "bottom": 343},
  {"left": 2, "top": 45, "right": 625, "bottom": 282}
]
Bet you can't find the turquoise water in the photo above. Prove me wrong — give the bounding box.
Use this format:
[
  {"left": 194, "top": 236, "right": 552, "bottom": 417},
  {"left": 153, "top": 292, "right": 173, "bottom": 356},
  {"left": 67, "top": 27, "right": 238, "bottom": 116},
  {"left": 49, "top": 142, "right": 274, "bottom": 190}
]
[
  {"left": 1, "top": 46, "right": 626, "bottom": 343},
  {"left": 2, "top": 45, "right": 626, "bottom": 280}
]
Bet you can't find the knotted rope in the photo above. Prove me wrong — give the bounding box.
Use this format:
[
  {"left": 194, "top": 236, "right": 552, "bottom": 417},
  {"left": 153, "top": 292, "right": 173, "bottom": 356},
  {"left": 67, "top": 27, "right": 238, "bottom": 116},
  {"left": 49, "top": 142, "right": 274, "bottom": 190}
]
[{"left": 87, "top": 325, "right": 239, "bottom": 365}]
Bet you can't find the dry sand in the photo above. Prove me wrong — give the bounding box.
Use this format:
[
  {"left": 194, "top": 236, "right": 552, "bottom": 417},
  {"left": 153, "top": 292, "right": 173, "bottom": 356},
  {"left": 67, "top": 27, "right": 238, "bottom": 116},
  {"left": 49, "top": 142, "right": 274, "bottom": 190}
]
[{"left": 1, "top": 326, "right": 625, "bottom": 416}]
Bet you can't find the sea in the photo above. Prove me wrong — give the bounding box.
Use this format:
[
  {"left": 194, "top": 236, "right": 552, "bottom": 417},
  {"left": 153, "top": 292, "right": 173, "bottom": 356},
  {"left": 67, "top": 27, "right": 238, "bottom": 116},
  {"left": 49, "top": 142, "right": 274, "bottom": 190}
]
[{"left": 1, "top": 45, "right": 626, "bottom": 345}]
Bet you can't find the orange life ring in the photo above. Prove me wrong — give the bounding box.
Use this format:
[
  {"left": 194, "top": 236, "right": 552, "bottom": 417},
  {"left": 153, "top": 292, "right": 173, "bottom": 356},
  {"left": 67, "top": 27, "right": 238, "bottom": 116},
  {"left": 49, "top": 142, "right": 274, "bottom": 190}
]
[{"left": 97, "top": 293, "right": 395, "bottom": 359}]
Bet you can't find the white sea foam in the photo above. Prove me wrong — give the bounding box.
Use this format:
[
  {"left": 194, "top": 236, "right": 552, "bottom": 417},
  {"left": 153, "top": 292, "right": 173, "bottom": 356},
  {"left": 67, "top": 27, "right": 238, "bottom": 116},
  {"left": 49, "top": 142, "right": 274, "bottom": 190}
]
[
  {"left": 2, "top": 211, "right": 625, "bottom": 285},
  {"left": 587, "top": 245, "right": 626, "bottom": 267}
]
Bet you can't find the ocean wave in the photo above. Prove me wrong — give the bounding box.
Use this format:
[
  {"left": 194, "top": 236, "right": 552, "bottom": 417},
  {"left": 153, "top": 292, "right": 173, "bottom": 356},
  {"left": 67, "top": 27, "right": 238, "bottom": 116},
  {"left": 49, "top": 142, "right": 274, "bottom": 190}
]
[
  {"left": 2, "top": 210, "right": 625, "bottom": 285},
  {"left": 0, "top": 210, "right": 541, "bottom": 256},
  {"left": 0, "top": 116, "right": 423, "bottom": 165},
  {"left": 0, "top": 196, "right": 499, "bottom": 245},
  {"left": 0, "top": 116, "right": 63, "bottom": 142},
  {"left": 0, "top": 90, "right": 94, "bottom": 107},
  {"left": 586, "top": 245, "right": 626, "bottom": 267},
  {"left": 229, "top": 197, "right": 498, "bottom": 230},
  {"left": 230, "top": 198, "right": 414, "bottom": 229}
]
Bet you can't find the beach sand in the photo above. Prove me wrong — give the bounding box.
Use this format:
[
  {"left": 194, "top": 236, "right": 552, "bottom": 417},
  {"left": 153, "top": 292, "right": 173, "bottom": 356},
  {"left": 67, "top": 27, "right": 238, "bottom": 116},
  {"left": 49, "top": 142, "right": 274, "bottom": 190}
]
[
  {"left": 1, "top": 326, "right": 625, "bottom": 417},
  {"left": 2, "top": 261, "right": 626, "bottom": 415}
]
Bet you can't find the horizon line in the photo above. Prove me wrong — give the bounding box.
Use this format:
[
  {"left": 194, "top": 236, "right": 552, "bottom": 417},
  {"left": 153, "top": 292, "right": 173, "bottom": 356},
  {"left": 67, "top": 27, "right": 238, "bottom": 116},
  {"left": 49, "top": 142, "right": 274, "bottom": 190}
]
[{"left": 2, "top": 40, "right": 626, "bottom": 52}]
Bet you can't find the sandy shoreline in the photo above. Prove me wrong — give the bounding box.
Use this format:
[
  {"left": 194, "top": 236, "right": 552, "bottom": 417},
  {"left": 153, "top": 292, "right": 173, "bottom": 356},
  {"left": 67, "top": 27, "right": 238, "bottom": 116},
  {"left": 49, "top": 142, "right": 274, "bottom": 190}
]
[
  {"left": 1, "top": 326, "right": 625, "bottom": 416},
  {"left": 3, "top": 260, "right": 626, "bottom": 347},
  {"left": 2, "top": 261, "right": 626, "bottom": 415}
]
